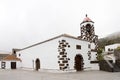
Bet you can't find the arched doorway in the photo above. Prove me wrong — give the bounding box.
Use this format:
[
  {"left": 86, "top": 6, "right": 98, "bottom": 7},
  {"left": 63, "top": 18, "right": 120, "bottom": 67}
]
[
  {"left": 35, "top": 58, "right": 40, "bottom": 71},
  {"left": 74, "top": 54, "right": 84, "bottom": 71}
]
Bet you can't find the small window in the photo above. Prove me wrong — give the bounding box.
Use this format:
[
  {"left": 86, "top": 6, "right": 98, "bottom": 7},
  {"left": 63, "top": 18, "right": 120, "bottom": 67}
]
[
  {"left": 76, "top": 45, "right": 81, "bottom": 49},
  {"left": 108, "top": 48, "right": 110, "bottom": 51},
  {"left": 19, "top": 54, "right": 21, "bottom": 57},
  {"left": 111, "top": 49, "right": 113, "bottom": 51},
  {"left": 1, "top": 62, "right": 6, "bottom": 69},
  {"left": 88, "top": 44, "right": 91, "bottom": 48},
  {"left": 62, "top": 40, "right": 66, "bottom": 42}
]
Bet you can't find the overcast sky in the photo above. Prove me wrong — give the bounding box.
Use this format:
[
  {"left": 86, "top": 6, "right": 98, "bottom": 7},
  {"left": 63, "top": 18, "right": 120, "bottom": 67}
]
[{"left": 0, "top": 0, "right": 120, "bottom": 52}]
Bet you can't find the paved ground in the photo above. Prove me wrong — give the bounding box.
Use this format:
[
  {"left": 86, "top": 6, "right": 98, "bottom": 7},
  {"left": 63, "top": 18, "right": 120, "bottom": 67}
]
[{"left": 0, "top": 69, "right": 120, "bottom": 80}]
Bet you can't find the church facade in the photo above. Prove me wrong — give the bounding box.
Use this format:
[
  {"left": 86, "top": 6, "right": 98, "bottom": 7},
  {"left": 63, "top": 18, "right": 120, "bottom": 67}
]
[{"left": 16, "top": 15, "right": 99, "bottom": 71}]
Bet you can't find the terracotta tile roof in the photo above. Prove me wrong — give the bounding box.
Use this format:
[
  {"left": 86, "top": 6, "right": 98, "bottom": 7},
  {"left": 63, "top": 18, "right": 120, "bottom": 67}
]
[
  {"left": 81, "top": 15, "right": 94, "bottom": 24},
  {"left": 2, "top": 55, "right": 21, "bottom": 61},
  {"left": 83, "top": 17, "right": 92, "bottom": 22}
]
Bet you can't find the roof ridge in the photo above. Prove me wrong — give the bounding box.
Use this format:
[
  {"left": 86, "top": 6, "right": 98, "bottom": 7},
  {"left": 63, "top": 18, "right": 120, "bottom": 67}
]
[{"left": 16, "top": 34, "right": 87, "bottom": 51}]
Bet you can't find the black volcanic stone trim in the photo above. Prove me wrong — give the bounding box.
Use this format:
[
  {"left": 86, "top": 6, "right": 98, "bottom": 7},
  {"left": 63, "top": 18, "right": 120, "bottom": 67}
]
[
  {"left": 58, "top": 39, "right": 70, "bottom": 70},
  {"left": 62, "top": 60, "right": 68, "bottom": 63},
  {"left": 87, "top": 51, "right": 91, "bottom": 60},
  {"left": 59, "top": 58, "right": 64, "bottom": 60},
  {"left": 62, "top": 49, "right": 66, "bottom": 52},
  {"left": 59, "top": 52, "right": 64, "bottom": 55},
  {"left": 62, "top": 55, "right": 67, "bottom": 57},
  {"left": 59, "top": 64, "right": 64, "bottom": 66}
]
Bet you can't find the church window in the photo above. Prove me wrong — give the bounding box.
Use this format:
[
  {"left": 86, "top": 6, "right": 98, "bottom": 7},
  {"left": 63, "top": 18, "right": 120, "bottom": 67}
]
[
  {"left": 62, "top": 40, "right": 66, "bottom": 42},
  {"left": 19, "top": 54, "right": 21, "bottom": 57},
  {"left": 88, "top": 44, "right": 91, "bottom": 48},
  {"left": 76, "top": 45, "right": 81, "bottom": 49}
]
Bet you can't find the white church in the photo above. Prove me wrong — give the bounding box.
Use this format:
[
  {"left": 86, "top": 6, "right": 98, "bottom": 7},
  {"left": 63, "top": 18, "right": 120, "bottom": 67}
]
[{"left": 14, "top": 15, "right": 99, "bottom": 71}]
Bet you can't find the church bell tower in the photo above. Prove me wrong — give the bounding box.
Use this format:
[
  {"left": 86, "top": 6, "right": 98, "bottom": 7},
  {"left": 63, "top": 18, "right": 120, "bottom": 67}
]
[{"left": 80, "top": 15, "right": 98, "bottom": 51}]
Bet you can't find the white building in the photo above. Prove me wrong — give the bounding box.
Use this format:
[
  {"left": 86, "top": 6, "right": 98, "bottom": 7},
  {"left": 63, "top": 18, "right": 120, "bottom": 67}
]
[
  {"left": 105, "top": 43, "right": 120, "bottom": 52},
  {"left": 15, "top": 15, "right": 99, "bottom": 71},
  {"left": 104, "top": 43, "right": 120, "bottom": 62},
  {"left": 1, "top": 55, "right": 21, "bottom": 69}
]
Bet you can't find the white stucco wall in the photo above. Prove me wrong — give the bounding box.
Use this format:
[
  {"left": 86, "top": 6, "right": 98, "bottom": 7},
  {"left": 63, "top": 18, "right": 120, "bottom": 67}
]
[
  {"left": 91, "top": 43, "right": 95, "bottom": 49},
  {"left": 17, "top": 37, "right": 62, "bottom": 70},
  {"left": 90, "top": 42, "right": 98, "bottom": 61},
  {"left": 17, "top": 36, "right": 98, "bottom": 70}
]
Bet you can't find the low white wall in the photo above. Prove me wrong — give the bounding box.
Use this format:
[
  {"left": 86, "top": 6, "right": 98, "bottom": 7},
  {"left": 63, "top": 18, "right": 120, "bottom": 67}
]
[{"left": 0, "top": 60, "right": 21, "bottom": 69}]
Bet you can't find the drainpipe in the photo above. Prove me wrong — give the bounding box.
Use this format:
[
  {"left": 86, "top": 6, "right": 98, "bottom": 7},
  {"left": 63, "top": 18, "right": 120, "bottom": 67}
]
[{"left": 32, "top": 60, "right": 34, "bottom": 69}]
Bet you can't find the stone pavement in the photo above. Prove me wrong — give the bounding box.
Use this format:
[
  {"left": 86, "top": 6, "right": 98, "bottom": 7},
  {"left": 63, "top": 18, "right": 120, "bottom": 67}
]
[{"left": 0, "top": 69, "right": 120, "bottom": 80}]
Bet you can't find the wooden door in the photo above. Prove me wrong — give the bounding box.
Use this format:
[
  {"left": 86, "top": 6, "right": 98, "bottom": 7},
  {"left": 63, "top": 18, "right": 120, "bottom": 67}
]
[
  {"left": 74, "top": 54, "right": 84, "bottom": 71},
  {"left": 11, "top": 62, "right": 16, "bottom": 69},
  {"left": 35, "top": 58, "right": 40, "bottom": 71}
]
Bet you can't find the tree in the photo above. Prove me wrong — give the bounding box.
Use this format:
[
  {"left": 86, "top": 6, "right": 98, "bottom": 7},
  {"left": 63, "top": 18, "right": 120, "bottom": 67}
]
[
  {"left": 114, "top": 46, "right": 120, "bottom": 60},
  {"left": 97, "top": 48, "right": 104, "bottom": 61},
  {"left": 115, "top": 46, "right": 120, "bottom": 51}
]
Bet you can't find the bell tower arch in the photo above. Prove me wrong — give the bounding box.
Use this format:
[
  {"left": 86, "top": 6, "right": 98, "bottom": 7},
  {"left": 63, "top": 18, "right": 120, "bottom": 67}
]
[{"left": 80, "top": 15, "right": 98, "bottom": 51}]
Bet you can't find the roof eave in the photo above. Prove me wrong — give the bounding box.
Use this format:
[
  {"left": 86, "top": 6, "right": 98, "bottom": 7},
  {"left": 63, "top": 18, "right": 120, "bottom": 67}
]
[
  {"left": 18, "top": 34, "right": 89, "bottom": 51},
  {"left": 80, "top": 21, "right": 94, "bottom": 25}
]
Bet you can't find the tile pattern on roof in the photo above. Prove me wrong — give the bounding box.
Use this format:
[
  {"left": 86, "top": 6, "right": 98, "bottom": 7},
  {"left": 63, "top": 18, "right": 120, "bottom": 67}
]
[{"left": 2, "top": 55, "right": 21, "bottom": 61}]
